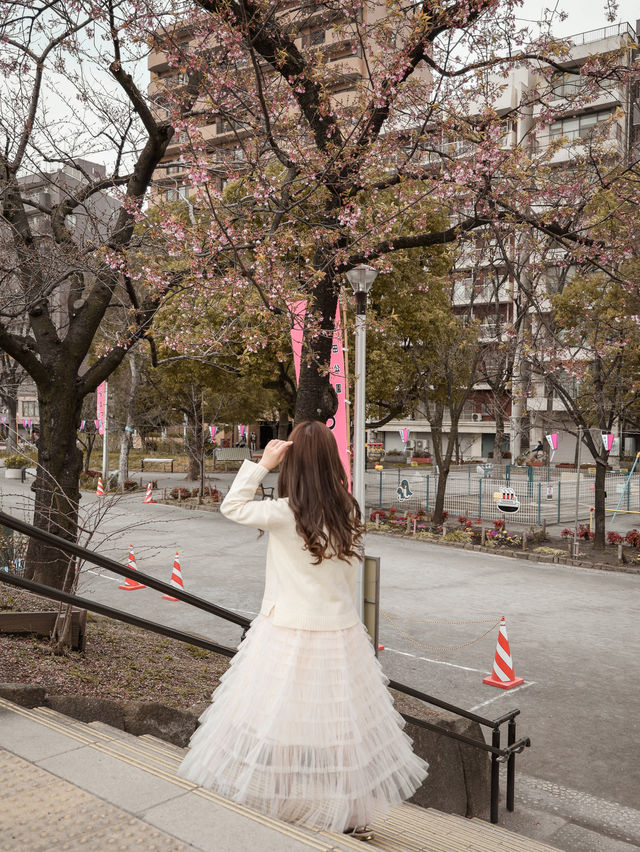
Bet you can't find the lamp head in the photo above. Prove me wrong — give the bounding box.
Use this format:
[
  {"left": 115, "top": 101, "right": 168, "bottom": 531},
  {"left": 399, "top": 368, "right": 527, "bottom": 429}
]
[{"left": 346, "top": 264, "right": 378, "bottom": 295}]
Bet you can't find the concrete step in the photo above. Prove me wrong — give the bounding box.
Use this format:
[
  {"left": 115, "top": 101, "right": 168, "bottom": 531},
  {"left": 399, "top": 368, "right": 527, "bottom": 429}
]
[{"left": 0, "top": 696, "right": 560, "bottom": 852}]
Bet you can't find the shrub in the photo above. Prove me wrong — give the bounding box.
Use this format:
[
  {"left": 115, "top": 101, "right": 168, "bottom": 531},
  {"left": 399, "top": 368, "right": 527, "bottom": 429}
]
[
  {"left": 441, "top": 510, "right": 448, "bottom": 521},
  {"left": 443, "top": 529, "right": 473, "bottom": 543},
  {"left": 561, "top": 528, "right": 574, "bottom": 538},
  {"left": 493, "top": 519, "right": 505, "bottom": 530},
  {"left": 3, "top": 453, "right": 29, "bottom": 468},
  {"left": 576, "top": 524, "right": 594, "bottom": 541},
  {"left": 170, "top": 487, "right": 191, "bottom": 500},
  {"left": 124, "top": 479, "right": 138, "bottom": 491},
  {"left": 370, "top": 509, "right": 388, "bottom": 521},
  {"left": 607, "top": 531, "right": 623, "bottom": 546},
  {"left": 625, "top": 529, "right": 640, "bottom": 548}
]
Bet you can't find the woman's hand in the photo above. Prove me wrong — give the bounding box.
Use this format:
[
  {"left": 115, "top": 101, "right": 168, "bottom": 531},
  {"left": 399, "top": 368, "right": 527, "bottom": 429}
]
[{"left": 258, "top": 439, "right": 293, "bottom": 471}]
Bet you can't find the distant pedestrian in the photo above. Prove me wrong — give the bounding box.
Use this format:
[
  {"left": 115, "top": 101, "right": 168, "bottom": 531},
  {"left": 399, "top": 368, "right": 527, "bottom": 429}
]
[
  {"left": 178, "top": 421, "right": 427, "bottom": 839},
  {"left": 249, "top": 430, "right": 257, "bottom": 451}
]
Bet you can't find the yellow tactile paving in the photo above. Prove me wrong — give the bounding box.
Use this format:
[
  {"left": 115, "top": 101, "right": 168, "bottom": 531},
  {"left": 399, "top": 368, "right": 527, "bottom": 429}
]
[{"left": 0, "top": 750, "right": 192, "bottom": 852}]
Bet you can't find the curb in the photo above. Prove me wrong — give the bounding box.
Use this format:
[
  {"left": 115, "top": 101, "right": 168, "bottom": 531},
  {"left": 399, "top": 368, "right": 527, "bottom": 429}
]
[{"left": 365, "top": 529, "right": 640, "bottom": 575}]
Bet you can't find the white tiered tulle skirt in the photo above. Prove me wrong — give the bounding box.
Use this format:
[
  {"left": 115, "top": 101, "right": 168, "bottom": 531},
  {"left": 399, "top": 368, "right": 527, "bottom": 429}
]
[{"left": 177, "top": 614, "right": 428, "bottom": 832}]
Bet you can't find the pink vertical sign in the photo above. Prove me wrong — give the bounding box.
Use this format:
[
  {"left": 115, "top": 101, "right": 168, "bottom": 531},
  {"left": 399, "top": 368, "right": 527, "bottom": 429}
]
[
  {"left": 288, "top": 299, "right": 351, "bottom": 489},
  {"left": 96, "top": 382, "right": 106, "bottom": 436},
  {"left": 328, "top": 302, "right": 351, "bottom": 490},
  {"left": 289, "top": 300, "right": 307, "bottom": 385}
]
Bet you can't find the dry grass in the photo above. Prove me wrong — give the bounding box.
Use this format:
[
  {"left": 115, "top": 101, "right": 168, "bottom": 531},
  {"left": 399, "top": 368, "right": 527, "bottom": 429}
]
[{"left": 0, "top": 587, "right": 231, "bottom": 709}]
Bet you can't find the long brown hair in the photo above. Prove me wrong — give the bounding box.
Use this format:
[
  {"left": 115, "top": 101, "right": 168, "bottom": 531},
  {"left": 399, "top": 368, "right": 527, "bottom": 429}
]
[{"left": 278, "top": 420, "right": 364, "bottom": 564}]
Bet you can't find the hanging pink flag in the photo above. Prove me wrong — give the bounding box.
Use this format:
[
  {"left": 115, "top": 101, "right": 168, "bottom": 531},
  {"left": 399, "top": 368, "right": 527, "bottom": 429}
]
[
  {"left": 289, "top": 300, "right": 307, "bottom": 386},
  {"left": 239, "top": 425, "right": 247, "bottom": 439},
  {"left": 96, "top": 382, "right": 106, "bottom": 436},
  {"left": 22, "top": 419, "right": 26, "bottom": 428},
  {"left": 210, "top": 425, "right": 217, "bottom": 441},
  {"left": 545, "top": 432, "right": 558, "bottom": 462},
  {"left": 602, "top": 433, "right": 615, "bottom": 452},
  {"left": 399, "top": 428, "right": 410, "bottom": 444},
  {"left": 80, "top": 420, "right": 86, "bottom": 431},
  {"left": 328, "top": 301, "right": 351, "bottom": 489}
]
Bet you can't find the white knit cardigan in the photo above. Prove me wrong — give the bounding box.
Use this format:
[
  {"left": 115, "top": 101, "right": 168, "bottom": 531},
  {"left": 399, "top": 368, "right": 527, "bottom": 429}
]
[{"left": 220, "top": 460, "right": 360, "bottom": 631}]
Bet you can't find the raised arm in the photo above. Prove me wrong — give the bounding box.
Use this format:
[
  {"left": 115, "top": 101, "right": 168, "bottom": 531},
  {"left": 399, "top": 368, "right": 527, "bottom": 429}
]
[{"left": 220, "top": 457, "right": 287, "bottom": 530}]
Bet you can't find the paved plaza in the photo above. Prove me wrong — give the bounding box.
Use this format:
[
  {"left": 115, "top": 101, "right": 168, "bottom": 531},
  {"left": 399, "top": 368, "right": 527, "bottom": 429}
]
[{"left": 2, "top": 472, "right": 640, "bottom": 849}]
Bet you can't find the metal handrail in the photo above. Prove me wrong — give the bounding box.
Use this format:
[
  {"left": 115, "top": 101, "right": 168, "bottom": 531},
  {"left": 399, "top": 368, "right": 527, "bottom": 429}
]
[{"left": 0, "top": 509, "right": 530, "bottom": 823}]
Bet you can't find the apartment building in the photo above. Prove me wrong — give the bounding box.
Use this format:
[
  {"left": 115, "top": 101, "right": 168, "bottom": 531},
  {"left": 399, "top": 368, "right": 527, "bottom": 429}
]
[
  {"left": 147, "top": 2, "right": 419, "bottom": 200},
  {"left": 0, "top": 159, "right": 120, "bottom": 442},
  {"left": 377, "top": 21, "right": 639, "bottom": 464}
]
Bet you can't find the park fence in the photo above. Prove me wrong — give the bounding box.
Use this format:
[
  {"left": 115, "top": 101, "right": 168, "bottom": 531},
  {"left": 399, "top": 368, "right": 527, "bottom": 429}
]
[{"left": 365, "top": 466, "right": 640, "bottom": 527}]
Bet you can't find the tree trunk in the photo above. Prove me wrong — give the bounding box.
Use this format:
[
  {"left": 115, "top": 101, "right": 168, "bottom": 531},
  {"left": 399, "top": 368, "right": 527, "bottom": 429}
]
[
  {"left": 494, "top": 405, "right": 504, "bottom": 465},
  {"left": 185, "top": 393, "right": 203, "bottom": 481},
  {"left": 4, "top": 394, "right": 18, "bottom": 452},
  {"left": 430, "top": 410, "right": 458, "bottom": 524},
  {"left": 593, "top": 457, "right": 607, "bottom": 550},
  {"left": 24, "top": 383, "right": 83, "bottom": 592},
  {"left": 277, "top": 409, "right": 290, "bottom": 439},
  {"left": 118, "top": 354, "right": 140, "bottom": 491},
  {"left": 83, "top": 432, "right": 96, "bottom": 474},
  {"left": 294, "top": 277, "right": 338, "bottom": 424}
]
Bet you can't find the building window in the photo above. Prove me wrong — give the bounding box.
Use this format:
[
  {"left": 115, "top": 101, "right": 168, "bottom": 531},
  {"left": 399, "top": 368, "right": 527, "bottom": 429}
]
[
  {"left": 22, "top": 401, "right": 38, "bottom": 417},
  {"left": 549, "top": 110, "right": 613, "bottom": 141}
]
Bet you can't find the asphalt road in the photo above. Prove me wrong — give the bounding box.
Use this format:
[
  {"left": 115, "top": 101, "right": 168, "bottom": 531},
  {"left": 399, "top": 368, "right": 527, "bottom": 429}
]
[{"left": 2, "top": 473, "right": 639, "bottom": 817}]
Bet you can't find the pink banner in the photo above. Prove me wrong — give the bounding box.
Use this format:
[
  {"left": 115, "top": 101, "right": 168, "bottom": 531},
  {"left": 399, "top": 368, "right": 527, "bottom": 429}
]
[
  {"left": 399, "top": 428, "right": 410, "bottom": 444},
  {"left": 289, "top": 300, "right": 307, "bottom": 386},
  {"left": 328, "top": 302, "right": 351, "bottom": 489},
  {"left": 602, "top": 433, "right": 615, "bottom": 452},
  {"left": 546, "top": 432, "right": 558, "bottom": 461},
  {"left": 210, "top": 425, "right": 217, "bottom": 441},
  {"left": 96, "top": 382, "right": 106, "bottom": 436},
  {"left": 239, "top": 424, "right": 247, "bottom": 438}
]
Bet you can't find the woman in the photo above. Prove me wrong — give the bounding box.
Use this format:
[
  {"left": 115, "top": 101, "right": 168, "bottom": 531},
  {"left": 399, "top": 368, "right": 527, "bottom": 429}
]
[{"left": 178, "top": 421, "right": 428, "bottom": 840}]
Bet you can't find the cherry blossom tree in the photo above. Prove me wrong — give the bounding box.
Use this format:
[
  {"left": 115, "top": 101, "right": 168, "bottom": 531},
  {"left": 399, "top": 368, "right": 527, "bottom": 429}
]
[{"left": 144, "top": 0, "right": 640, "bottom": 429}]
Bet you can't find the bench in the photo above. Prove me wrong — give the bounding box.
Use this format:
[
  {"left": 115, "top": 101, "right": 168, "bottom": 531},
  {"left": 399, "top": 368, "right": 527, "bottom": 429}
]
[
  {"left": 259, "top": 483, "right": 275, "bottom": 500},
  {"left": 140, "top": 457, "right": 174, "bottom": 472},
  {"left": 214, "top": 448, "right": 252, "bottom": 469}
]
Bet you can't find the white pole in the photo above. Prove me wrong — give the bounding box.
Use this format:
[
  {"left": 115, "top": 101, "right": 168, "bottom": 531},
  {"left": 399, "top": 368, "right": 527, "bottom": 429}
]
[
  {"left": 102, "top": 381, "right": 109, "bottom": 490},
  {"left": 353, "top": 297, "right": 367, "bottom": 620},
  {"left": 573, "top": 425, "right": 582, "bottom": 557}
]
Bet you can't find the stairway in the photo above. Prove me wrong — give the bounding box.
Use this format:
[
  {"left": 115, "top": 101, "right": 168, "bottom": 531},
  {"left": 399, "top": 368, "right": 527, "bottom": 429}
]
[{"left": 0, "top": 696, "right": 559, "bottom": 852}]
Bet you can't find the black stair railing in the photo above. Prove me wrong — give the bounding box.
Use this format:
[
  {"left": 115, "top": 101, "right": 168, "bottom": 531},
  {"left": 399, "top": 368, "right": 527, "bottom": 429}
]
[{"left": 0, "top": 509, "right": 530, "bottom": 823}]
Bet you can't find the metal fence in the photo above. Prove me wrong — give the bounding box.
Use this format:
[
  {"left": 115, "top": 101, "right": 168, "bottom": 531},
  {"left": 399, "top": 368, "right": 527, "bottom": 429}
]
[{"left": 365, "top": 467, "right": 640, "bottom": 527}]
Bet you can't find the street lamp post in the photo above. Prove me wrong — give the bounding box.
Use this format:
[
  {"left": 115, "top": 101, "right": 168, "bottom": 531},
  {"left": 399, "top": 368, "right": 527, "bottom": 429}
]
[{"left": 346, "top": 263, "right": 378, "bottom": 619}]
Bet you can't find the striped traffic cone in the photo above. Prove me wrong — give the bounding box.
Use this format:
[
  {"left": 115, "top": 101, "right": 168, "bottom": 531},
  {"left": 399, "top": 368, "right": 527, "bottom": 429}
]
[
  {"left": 483, "top": 617, "right": 524, "bottom": 690},
  {"left": 163, "top": 553, "right": 184, "bottom": 601},
  {"left": 119, "top": 545, "right": 146, "bottom": 591},
  {"left": 142, "top": 483, "right": 155, "bottom": 503},
  {"left": 96, "top": 476, "right": 104, "bottom": 496}
]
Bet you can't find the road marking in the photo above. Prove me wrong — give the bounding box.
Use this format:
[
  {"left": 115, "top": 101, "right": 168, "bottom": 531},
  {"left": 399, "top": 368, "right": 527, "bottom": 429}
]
[
  {"left": 468, "top": 681, "right": 536, "bottom": 712},
  {"left": 85, "top": 569, "right": 119, "bottom": 582},
  {"left": 383, "top": 646, "right": 487, "bottom": 674}
]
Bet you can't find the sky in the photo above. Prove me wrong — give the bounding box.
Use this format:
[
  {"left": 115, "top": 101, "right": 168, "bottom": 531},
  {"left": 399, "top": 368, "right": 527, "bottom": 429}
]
[{"left": 518, "top": 0, "right": 638, "bottom": 36}]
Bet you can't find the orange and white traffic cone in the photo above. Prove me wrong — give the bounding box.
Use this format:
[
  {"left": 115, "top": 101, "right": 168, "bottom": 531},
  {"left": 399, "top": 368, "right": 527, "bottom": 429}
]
[
  {"left": 163, "top": 552, "right": 184, "bottom": 601},
  {"left": 483, "top": 617, "right": 524, "bottom": 690},
  {"left": 142, "top": 483, "right": 155, "bottom": 504},
  {"left": 119, "top": 545, "right": 146, "bottom": 591},
  {"left": 96, "top": 476, "right": 104, "bottom": 496}
]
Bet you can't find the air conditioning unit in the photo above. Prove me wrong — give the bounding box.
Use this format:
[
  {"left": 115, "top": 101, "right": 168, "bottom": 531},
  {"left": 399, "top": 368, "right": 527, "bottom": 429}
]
[
  {"left": 416, "top": 440, "right": 424, "bottom": 449},
  {"left": 471, "top": 413, "right": 482, "bottom": 422}
]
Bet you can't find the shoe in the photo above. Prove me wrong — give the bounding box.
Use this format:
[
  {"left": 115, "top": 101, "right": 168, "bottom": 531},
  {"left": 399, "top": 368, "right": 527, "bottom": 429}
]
[{"left": 343, "top": 825, "right": 375, "bottom": 841}]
